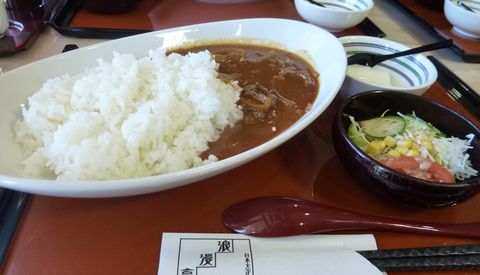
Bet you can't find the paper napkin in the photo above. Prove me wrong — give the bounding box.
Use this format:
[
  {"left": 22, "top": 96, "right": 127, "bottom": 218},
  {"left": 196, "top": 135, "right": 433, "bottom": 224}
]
[{"left": 158, "top": 233, "right": 382, "bottom": 275}]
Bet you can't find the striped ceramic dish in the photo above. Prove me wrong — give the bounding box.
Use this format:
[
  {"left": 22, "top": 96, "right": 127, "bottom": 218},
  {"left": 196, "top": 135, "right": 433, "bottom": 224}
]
[
  {"left": 315, "top": 0, "right": 372, "bottom": 10},
  {"left": 339, "top": 36, "right": 438, "bottom": 97}
]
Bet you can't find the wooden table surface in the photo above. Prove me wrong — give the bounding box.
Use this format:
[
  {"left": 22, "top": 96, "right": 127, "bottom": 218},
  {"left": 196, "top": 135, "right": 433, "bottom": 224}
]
[{"left": 1, "top": 1, "right": 480, "bottom": 274}]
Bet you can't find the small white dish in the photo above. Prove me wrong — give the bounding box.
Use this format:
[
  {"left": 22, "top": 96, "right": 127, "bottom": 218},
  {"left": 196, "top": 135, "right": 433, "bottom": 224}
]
[
  {"left": 339, "top": 36, "right": 438, "bottom": 97},
  {"left": 0, "top": 18, "right": 346, "bottom": 198},
  {"left": 444, "top": 0, "right": 480, "bottom": 39},
  {"left": 294, "top": 0, "right": 374, "bottom": 32}
]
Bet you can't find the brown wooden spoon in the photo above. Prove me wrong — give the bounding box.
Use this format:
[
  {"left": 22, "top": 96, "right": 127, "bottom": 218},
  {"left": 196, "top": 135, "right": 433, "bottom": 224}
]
[{"left": 222, "top": 196, "right": 480, "bottom": 238}]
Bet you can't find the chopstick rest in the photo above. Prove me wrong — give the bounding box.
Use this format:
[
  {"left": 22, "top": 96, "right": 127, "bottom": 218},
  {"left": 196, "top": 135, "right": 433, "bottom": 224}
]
[{"left": 358, "top": 244, "right": 480, "bottom": 272}]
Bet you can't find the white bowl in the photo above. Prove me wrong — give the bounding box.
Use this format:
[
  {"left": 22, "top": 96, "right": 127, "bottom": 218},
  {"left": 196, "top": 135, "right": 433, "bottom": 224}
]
[
  {"left": 444, "top": 0, "right": 480, "bottom": 39},
  {"left": 0, "top": 18, "right": 346, "bottom": 198},
  {"left": 294, "top": 0, "right": 374, "bottom": 32},
  {"left": 340, "top": 36, "right": 438, "bottom": 97}
]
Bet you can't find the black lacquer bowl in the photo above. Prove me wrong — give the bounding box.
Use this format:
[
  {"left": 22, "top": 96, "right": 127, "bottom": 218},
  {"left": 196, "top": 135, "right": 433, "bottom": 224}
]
[{"left": 332, "top": 90, "right": 480, "bottom": 207}]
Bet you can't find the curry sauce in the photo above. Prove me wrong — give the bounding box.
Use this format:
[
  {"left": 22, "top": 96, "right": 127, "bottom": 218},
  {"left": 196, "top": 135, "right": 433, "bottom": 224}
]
[{"left": 173, "top": 44, "right": 319, "bottom": 159}]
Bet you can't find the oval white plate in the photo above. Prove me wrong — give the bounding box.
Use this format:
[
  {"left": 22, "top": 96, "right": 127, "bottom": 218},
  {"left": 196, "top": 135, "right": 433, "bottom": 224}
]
[{"left": 0, "top": 18, "right": 346, "bottom": 197}]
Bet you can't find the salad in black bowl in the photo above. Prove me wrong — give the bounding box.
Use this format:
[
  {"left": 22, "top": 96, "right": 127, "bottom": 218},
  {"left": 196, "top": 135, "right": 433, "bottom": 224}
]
[{"left": 332, "top": 90, "right": 480, "bottom": 207}]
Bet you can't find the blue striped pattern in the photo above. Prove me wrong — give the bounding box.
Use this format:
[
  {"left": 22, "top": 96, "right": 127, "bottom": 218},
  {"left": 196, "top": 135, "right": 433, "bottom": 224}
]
[
  {"left": 453, "top": 0, "right": 480, "bottom": 13},
  {"left": 315, "top": 0, "right": 370, "bottom": 11},
  {"left": 344, "top": 42, "right": 430, "bottom": 86}
]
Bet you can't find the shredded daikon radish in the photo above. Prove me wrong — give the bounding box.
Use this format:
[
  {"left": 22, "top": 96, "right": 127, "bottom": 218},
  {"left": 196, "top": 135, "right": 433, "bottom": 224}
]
[{"left": 432, "top": 134, "right": 478, "bottom": 180}]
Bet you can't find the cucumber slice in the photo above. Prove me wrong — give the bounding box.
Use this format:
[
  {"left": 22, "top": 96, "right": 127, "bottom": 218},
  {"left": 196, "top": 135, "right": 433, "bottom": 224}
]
[
  {"left": 359, "top": 116, "right": 406, "bottom": 138},
  {"left": 347, "top": 122, "right": 369, "bottom": 149}
]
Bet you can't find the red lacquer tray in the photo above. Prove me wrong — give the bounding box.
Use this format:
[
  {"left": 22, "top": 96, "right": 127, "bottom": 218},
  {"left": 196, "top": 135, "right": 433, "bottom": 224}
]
[
  {"left": 2, "top": 57, "right": 480, "bottom": 275},
  {"left": 3, "top": 1, "right": 480, "bottom": 274}
]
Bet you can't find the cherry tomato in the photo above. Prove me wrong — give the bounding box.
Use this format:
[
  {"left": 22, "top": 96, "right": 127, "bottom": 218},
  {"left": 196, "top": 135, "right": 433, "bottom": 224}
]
[
  {"left": 379, "top": 156, "right": 455, "bottom": 183},
  {"left": 427, "top": 161, "right": 456, "bottom": 183}
]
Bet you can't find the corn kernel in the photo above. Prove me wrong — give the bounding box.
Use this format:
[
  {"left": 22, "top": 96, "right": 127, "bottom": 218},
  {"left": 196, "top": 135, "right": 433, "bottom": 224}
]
[
  {"left": 406, "top": 149, "right": 420, "bottom": 157},
  {"left": 366, "top": 140, "right": 386, "bottom": 155},
  {"left": 384, "top": 136, "right": 396, "bottom": 147},
  {"left": 386, "top": 149, "right": 401, "bottom": 157},
  {"left": 397, "top": 139, "right": 413, "bottom": 148},
  {"left": 411, "top": 143, "right": 421, "bottom": 150},
  {"left": 397, "top": 147, "right": 409, "bottom": 155}
]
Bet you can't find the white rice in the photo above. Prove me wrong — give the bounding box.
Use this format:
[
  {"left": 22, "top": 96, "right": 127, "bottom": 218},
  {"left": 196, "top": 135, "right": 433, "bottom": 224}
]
[{"left": 14, "top": 49, "right": 243, "bottom": 180}]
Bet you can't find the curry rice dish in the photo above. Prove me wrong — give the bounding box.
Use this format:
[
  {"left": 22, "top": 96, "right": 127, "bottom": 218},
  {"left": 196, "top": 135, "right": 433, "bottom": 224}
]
[{"left": 14, "top": 42, "right": 319, "bottom": 180}]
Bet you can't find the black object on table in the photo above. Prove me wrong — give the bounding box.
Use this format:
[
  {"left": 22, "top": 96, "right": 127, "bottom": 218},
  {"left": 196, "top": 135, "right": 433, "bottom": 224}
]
[
  {"left": 428, "top": 55, "right": 480, "bottom": 122},
  {"left": 360, "top": 244, "right": 480, "bottom": 272},
  {"left": 0, "top": 190, "right": 29, "bottom": 265}
]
